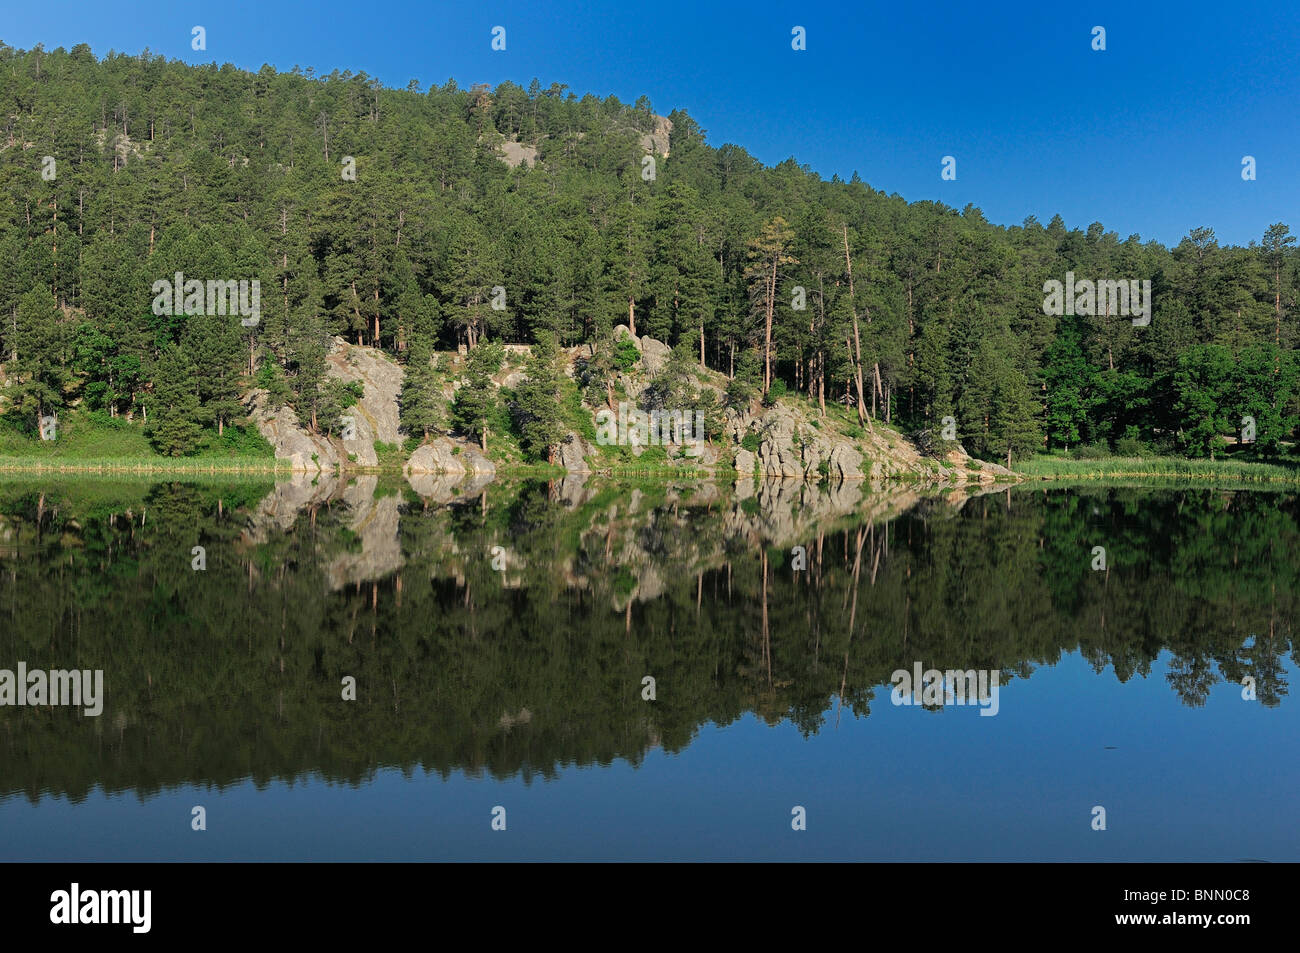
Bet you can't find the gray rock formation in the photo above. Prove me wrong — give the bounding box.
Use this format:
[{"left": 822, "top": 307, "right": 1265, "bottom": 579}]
[
  {"left": 326, "top": 338, "right": 403, "bottom": 467},
  {"left": 613, "top": 324, "right": 672, "bottom": 376},
  {"left": 245, "top": 389, "right": 340, "bottom": 474},
  {"left": 404, "top": 437, "right": 495, "bottom": 476},
  {"left": 639, "top": 336, "right": 672, "bottom": 375},
  {"left": 827, "top": 444, "right": 865, "bottom": 480},
  {"left": 558, "top": 431, "right": 597, "bottom": 473},
  {"left": 757, "top": 410, "right": 805, "bottom": 477}
]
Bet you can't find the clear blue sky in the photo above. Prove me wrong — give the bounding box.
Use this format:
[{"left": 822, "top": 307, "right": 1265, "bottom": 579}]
[{"left": 4, "top": 0, "right": 1297, "bottom": 247}]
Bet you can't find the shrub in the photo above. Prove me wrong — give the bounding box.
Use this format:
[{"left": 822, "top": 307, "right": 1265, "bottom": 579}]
[
  {"left": 613, "top": 338, "right": 641, "bottom": 371},
  {"left": 1071, "top": 442, "right": 1113, "bottom": 460},
  {"left": 763, "top": 379, "right": 788, "bottom": 406},
  {"left": 1115, "top": 436, "right": 1147, "bottom": 457},
  {"left": 740, "top": 432, "right": 761, "bottom": 453}
]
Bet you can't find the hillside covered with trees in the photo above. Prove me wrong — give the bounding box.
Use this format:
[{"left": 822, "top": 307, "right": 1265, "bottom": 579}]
[{"left": 1, "top": 42, "right": 1297, "bottom": 463}]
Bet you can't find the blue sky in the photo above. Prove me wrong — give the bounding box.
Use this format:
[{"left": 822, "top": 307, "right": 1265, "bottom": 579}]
[{"left": 4, "top": 0, "right": 1297, "bottom": 247}]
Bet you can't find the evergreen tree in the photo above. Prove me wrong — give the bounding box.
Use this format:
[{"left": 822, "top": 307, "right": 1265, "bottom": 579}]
[
  {"left": 512, "top": 331, "right": 565, "bottom": 462},
  {"left": 451, "top": 341, "right": 504, "bottom": 450},
  {"left": 146, "top": 346, "right": 204, "bottom": 455}
]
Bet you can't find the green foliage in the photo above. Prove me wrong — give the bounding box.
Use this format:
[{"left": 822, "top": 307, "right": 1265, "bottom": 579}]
[
  {"left": 763, "top": 378, "right": 788, "bottom": 406},
  {"left": 726, "top": 352, "right": 761, "bottom": 411},
  {"left": 400, "top": 347, "right": 443, "bottom": 439},
  {"left": 511, "top": 331, "right": 566, "bottom": 461},
  {"left": 1115, "top": 436, "right": 1148, "bottom": 457},
  {"left": 145, "top": 346, "right": 204, "bottom": 456},
  {"left": 1072, "top": 443, "right": 1113, "bottom": 460},
  {"left": 256, "top": 361, "right": 293, "bottom": 410},
  {"left": 0, "top": 44, "right": 1295, "bottom": 466},
  {"left": 451, "top": 342, "right": 504, "bottom": 450},
  {"left": 613, "top": 337, "right": 641, "bottom": 371}
]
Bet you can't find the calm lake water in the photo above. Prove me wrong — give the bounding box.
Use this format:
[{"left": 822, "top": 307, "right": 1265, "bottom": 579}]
[{"left": 0, "top": 475, "right": 1295, "bottom": 861}]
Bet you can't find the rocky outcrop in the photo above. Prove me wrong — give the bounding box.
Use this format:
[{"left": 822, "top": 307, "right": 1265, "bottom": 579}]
[
  {"left": 245, "top": 389, "right": 341, "bottom": 474},
  {"left": 827, "top": 444, "right": 864, "bottom": 480},
  {"left": 245, "top": 338, "right": 403, "bottom": 473},
  {"left": 757, "top": 410, "right": 804, "bottom": 476},
  {"left": 613, "top": 325, "right": 673, "bottom": 376},
  {"left": 639, "top": 337, "right": 672, "bottom": 375},
  {"left": 326, "top": 338, "right": 402, "bottom": 467},
  {"left": 558, "top": 432, "right": 597, "bottom": 473},
  {"left": 405, "top": 437, "right": 496, "bottom": 476}
]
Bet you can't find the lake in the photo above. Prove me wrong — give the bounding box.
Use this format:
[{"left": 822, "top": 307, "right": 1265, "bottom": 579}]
[{"left": 0, "top": 474, "right": 1295, "bottom": 861}]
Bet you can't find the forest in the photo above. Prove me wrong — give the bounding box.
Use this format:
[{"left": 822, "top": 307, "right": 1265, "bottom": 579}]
[{"left": 1, "top": 42, "right": 1298, "bottom": 463}]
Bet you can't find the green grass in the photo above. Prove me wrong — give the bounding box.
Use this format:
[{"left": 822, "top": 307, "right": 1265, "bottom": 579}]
[
  {"left": 1016, "top": 454, "right": 1300, "bottom": 483},
  {"left": 0, "top": 409, "right": 283, "bottom": 471}
]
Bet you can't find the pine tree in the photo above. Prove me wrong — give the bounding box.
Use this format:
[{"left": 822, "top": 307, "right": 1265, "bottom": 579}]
[
  {"left": 452, "top": 341, "right": 504, "bottom": 450},
  {"left": 12, "top": 287, "right": 66, "bottom": 429},
  {"left": 512, "top": 331, "right": 565, "bottom": 462},
  {"left": 745, "top": 217, "right": 798, "bottom": 396},
  {"left": 146, "top": 346, "right": 204, "bottom": 456},
  {"left": 400, "top": 345, "right": 443, "bottom": 440}
]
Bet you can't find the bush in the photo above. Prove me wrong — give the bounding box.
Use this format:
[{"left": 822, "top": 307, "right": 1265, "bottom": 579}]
[
  {"left": 763, "top": 379, "right": 788, "bottom": 406},
  {"left": 1114, "top": 436, "right": 1147, "bottom": 457},
  {"left": 1071, "top": 442, "right": 1113, "bottom": 460},
  {"left": 613, "top": 338, "right": 641, "bottom": 371},
  {"left": 740, "top": 432, "right": 761, "bottom": 453},
  {"left": 84, "top": 409, "right": 133, "bottom": 431}
]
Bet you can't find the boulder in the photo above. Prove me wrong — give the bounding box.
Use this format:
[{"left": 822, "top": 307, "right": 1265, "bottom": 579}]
[
  {"left": 245, "top": 389, "right": 340, "bottom": 474},
  {"left": 405, "top": 438, "right": 467, "bottom": 476},
  {"left": 828, "top": 444, "right": 865, "bottom": 480},
  {"left": 461, "top": 444, "right": 496, "bottom": 475},
  {"left": 613, "top": 324, "right": 641, "bottom": 350},
  {"left": 734, "top": 448, "right": 756, "bottom": 473},
  {"left": 639, "top": 336, "right": 672, "bottom": 375},
  {"left": 757, "top": 410, "right": 804, "bottom": 476},
  {"left": 558, "top": 432, "right": 596, "bottom": 473}
]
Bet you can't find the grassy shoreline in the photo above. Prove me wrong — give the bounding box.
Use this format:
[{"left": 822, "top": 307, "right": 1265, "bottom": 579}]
[
  {"left": 1014, "top": 454, "right": 1300, "bottom": 483},
  {"left": 0, "top": 456, "right": 289, "bottom": 473},
  {"left": 2, "top": 445, "right": 1299, "bottom": 486}
]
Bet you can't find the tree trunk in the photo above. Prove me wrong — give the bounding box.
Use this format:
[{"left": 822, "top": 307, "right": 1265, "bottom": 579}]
[
  {"left": 763, "top": 258, "right": 777, "bottom": 393},
  {"left": 841, "top": 225, "right": 872, "bottom": 431}
]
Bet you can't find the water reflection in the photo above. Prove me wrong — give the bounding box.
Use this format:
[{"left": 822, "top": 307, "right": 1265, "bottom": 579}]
[{"left": 0, "top": 475, "right": 1293, "bottom": 804}]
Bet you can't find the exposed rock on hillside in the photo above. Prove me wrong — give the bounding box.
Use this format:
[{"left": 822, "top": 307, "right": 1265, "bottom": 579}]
[
  {"left": 558, "top": 432, "right": 597, "bottom": 473},
  {"left": 245, "top": 334, "right": 1017, "bottom": 484},
  {"left": 405, "top": 436, "right": 495, "bottom": 477},
  {"left": 326, "top": 338, "right": 402, "bottom": 467},
  {"left": 245, "top": 389, "right": 340, "bottom": 474}
]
